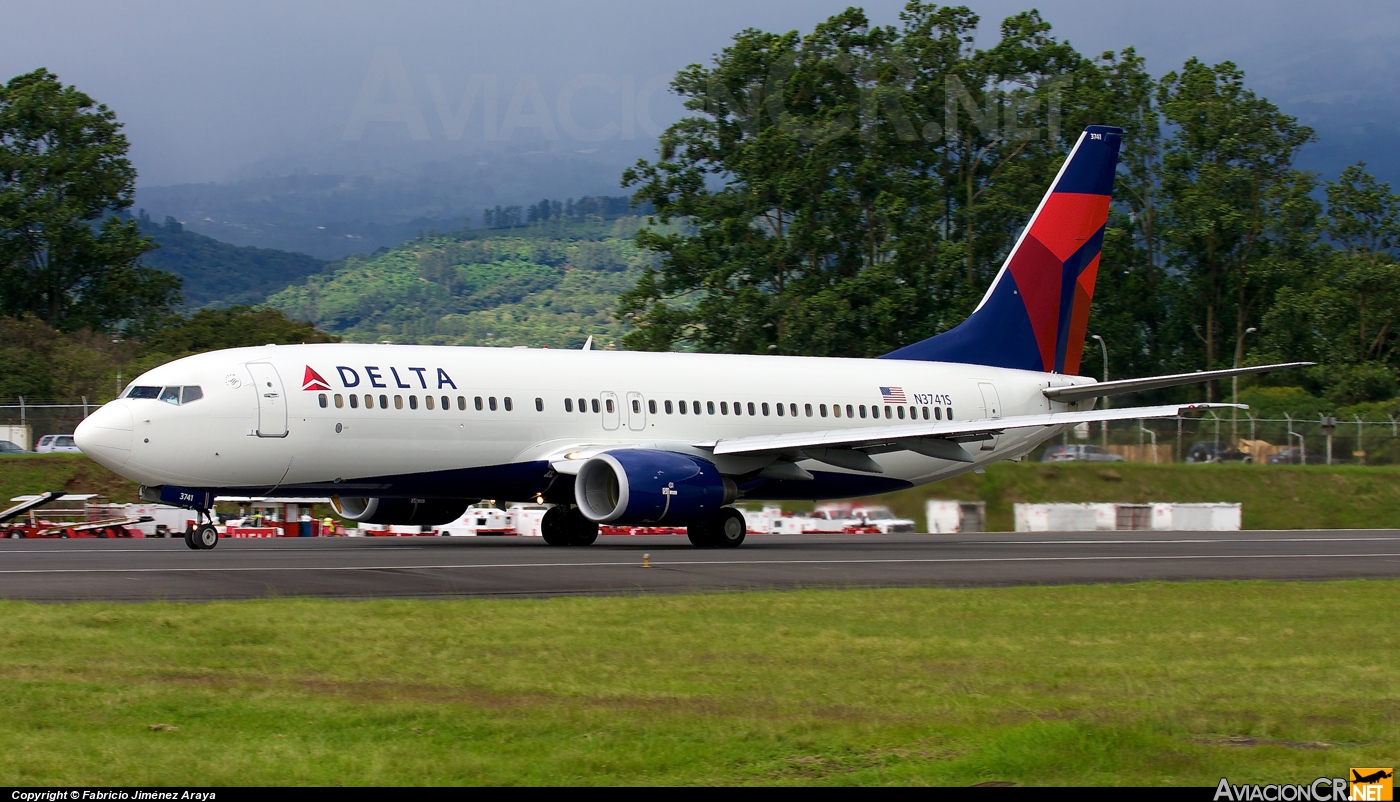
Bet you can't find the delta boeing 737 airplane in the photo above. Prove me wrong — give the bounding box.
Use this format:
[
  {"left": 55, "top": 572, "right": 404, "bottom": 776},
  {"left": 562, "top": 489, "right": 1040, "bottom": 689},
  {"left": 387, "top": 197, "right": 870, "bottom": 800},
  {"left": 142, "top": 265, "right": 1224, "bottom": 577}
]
[{"left": 75, "top": 126, "right": 1305, "bottom": 550}]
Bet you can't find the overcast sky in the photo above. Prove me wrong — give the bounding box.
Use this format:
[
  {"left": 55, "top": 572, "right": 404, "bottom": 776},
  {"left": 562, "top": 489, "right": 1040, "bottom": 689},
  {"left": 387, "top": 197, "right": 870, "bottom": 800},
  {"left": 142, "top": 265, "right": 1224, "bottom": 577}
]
[{"left": 3, "top": 0, "right": 1397, "bottom": 187}]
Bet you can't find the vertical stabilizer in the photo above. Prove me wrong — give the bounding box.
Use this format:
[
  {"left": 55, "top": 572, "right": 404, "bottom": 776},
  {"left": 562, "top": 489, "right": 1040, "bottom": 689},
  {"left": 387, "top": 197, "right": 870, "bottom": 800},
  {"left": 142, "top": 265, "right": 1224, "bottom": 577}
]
[{"left": 882, "top": 125, "right": 1123, "bottom": 373}]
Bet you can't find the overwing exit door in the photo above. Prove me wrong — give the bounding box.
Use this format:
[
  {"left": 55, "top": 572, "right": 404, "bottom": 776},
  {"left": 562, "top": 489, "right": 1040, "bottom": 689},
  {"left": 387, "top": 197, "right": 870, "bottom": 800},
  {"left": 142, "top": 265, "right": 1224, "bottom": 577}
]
[
  {"left": 600, "top": 391, "right": 620, "bottom": 431},
  {"left": 625, "top": 391, "right": 647, "bottom": 431},
  {"left": 247, "top": 362, "right": 288, "bottom": 437}
]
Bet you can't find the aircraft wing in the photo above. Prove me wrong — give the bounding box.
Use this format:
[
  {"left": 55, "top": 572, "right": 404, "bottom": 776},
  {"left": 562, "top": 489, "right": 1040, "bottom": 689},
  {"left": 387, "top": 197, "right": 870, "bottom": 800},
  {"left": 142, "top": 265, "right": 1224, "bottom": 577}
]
[
  {"left": 695, "top": 402, "right": 1241, "bottom": 469},
  {"left": 1043, "top": 362, "right": 1313, "bottom": 404}
]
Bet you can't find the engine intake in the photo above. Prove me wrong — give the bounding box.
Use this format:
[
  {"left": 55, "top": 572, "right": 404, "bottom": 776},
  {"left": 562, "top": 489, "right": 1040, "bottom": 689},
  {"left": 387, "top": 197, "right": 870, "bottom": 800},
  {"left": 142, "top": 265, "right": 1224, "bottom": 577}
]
[
  {"left": 330, "top": 496, "right": 470, "bottom": 526},
  {"left": 575, "top": 450, "right": 736, "bottom": 525}
]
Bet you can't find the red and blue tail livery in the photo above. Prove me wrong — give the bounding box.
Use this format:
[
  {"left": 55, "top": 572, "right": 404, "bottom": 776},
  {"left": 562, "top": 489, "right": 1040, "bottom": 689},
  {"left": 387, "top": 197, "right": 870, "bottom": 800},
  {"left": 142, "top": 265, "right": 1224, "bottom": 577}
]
[{"left": 882, "top": 125, "right": 1123, "bottom": 374}]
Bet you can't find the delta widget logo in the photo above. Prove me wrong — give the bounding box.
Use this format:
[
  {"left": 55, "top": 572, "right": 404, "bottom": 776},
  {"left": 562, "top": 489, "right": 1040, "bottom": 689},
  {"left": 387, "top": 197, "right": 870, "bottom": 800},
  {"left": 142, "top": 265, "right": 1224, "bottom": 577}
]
[{"left": 303, "top": 366, "right": 331, "bottom": 392}]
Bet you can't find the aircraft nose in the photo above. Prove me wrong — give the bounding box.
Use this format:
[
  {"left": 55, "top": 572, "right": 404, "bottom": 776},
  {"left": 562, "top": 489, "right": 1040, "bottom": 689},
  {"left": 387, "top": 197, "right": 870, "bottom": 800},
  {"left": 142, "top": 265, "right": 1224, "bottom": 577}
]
[{"left": 75, "top": 401, "right": 133, "bottom": 470}]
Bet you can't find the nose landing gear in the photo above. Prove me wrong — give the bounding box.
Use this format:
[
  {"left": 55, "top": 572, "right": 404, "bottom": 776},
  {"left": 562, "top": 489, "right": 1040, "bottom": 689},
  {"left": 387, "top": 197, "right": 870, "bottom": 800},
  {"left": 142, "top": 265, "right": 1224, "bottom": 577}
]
[{"left": 183, "top": 510, "right": 219, "bottom": 550}]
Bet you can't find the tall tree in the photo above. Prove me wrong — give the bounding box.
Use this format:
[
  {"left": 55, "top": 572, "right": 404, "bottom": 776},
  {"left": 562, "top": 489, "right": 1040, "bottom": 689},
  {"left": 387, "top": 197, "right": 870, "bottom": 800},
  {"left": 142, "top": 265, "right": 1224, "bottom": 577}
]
[
  {"left": 1156, "top": 58, "right": 1314, "bottom": 398},
  {"left": 0, "top": 69, "right": 179, "bottom": 333}
]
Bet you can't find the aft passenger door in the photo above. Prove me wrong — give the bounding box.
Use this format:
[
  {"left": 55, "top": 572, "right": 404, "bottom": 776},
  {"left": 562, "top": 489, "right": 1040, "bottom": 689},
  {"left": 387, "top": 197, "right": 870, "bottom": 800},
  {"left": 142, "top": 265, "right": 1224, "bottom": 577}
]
[
  {"left": 625, "top": 391, "right": 646, "bottom": 431},
  {"left": 977, "top": 382, "right": 1001, "bottom": 452},
  {"left": 600, "top": 391, "right": 620, "bottom": 431},
  {"left": 247, "top": 362, "right": 288, "bottom": 437}
]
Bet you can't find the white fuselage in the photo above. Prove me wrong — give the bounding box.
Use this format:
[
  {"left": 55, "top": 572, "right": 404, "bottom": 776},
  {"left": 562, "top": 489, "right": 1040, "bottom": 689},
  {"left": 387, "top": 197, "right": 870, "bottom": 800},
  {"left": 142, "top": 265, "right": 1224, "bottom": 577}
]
[{"left": 75, "top": 344, "right": 1094, "bottom": 500}]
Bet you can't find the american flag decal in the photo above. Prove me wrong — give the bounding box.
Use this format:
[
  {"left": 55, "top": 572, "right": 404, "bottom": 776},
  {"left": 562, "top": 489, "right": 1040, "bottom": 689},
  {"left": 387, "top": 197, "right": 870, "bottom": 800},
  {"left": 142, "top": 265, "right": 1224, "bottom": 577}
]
[{"left": 880, "top": 386, "right": 906, "bottom": 403}]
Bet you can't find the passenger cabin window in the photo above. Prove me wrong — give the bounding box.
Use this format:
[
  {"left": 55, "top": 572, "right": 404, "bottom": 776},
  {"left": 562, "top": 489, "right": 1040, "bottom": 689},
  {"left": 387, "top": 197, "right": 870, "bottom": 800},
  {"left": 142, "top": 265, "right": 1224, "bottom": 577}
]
[
  {"left": 832, "top": 404, "right": 840, "bottom": 418},
  {"left": 489, "top": 397, "right": 498, "bottom": 411},
  {"left": 776, "top": 403, "right": 784, "bottom": 417},
  {"left": 364, "top": 395, "right": 374, "bottom": 409},
  {"left": 707, "top": 401, "right": 715, "bottom": 415},
  {"left": 125, "top": 386, "right": 161, "bottom": 400},
  {"left": 631, "top": 399, "right": 640, "bottom": 413},
  {"left": 537, "top": 397, "right": 545, "bottom": 412},
  {"left": 897, "top": 407, "right": 905, "bottom": 419},
  {"left": 442, "top": 396, "right": 450, "bottom": 410},
  {"left": 859, "top": 405, "right": 866, "bottom": 418},
  {"left": 648, "top": 400, "right": 657, "bottom": 414},
  {"left": 790, "top": 403, "right": 798, "bottom": 417},
  {"left": 761, "top": 403, "right": 770, "bottom": 416},
  {"left": 665, "top": 400, "right": 673, "bottom": 414},
  {"left": 565, "top": 398, "right": 574, "bottom": 412},
  {"left": 475, "top": 397, "right": 484, "bottom": 410},
  {"left": 678, "top": 400, "right": 686, "bottom": 414},
  {"left": 819, "top": 404, "right": 827, "bottom": 417},
  {"left": 720, "top": 401, "right": 729, "bottom": 415},
  {"left": 590, "top": 398, "right": 599, "bottom": 413},
  {"left": 805, "top": 404, "right": 813, "bottom": 417},
  {"left": 318, "top": 394, "right": 328, "bottom": 408},
  {"left": 334, "top": 394, "right": 344, "bottom": 408},
  {"left": 934, "top": 407, "right": 942, "bottom": 420},
  {"left": 349, "top": 394, "right": 359, "bottom": 409},
  {"left": 504, "top": 397, "right": 513, "bottom": 411},
  {"left": 457, "top": 396, "right": 466, "bottom": 410},
  {"left": 425, "top": 396, "right": 435, "bottom": 410},
  {"left": 602, "top": 398, "right": 611, "bottom": 413},
  {"left": 747, "top": 402, "right": 756, "bottom": 416},
  {"left": 379, "top": 394, "right": 388, "bottom": 409}
]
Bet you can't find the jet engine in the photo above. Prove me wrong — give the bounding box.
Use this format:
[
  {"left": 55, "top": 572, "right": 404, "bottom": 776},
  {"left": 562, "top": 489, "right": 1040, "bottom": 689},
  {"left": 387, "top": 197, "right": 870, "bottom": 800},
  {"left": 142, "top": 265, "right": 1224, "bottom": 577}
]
[
  {"left": 574, "top": 449, "right": 736, "bottom": 525},
  {"left": 330, "top": 496, "right": 470, "bottom": 526}
]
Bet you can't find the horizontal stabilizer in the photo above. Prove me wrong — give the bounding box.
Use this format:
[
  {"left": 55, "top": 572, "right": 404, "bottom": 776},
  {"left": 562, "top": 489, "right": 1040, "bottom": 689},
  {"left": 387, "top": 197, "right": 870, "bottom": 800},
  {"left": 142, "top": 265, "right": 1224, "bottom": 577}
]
[{"left": 1043, "top": 362, "right": 1314, "bottom": 404}]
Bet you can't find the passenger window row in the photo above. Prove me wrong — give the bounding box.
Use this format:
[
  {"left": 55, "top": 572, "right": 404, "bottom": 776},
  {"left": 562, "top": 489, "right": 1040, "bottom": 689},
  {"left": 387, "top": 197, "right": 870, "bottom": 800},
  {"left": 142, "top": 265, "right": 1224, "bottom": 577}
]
[
  {"left": 648, "top": 399, "right": 952, "bottom": 421},
  {"left": 317, "top": 391, "right": 954, "bottom": 423}
]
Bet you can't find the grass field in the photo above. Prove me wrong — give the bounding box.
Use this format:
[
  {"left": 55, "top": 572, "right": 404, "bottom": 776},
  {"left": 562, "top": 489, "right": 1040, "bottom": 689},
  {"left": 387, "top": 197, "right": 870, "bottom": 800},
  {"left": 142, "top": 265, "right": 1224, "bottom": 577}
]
[
  {"left": 866, "top": 463, "right": 1400, "bottom": 531},
  {"left": 0, "top": 582, "right": 1395, "bottom": 785},
  {"left": 3, "top": 455, "right": 1400, "bottom": 530}
]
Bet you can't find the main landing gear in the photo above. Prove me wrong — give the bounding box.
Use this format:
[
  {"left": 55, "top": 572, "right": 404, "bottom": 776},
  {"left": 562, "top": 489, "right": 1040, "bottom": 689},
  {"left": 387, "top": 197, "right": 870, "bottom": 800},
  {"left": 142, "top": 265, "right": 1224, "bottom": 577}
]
[
  {"left": 184, "top": 509, "right": 219, "bottom": 551},
  {"left": 541, "top": 505, "right": 599, "bottom": 547},
  {"left": 688, "top": 507, "right": 746, "bottom": 549}
]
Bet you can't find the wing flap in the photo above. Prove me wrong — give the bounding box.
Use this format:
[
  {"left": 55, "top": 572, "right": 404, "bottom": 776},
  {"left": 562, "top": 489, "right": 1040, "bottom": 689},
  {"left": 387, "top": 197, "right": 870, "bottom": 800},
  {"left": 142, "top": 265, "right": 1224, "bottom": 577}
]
[{"left": 703, "top": 402, "right": 1241, "bottom": 458}]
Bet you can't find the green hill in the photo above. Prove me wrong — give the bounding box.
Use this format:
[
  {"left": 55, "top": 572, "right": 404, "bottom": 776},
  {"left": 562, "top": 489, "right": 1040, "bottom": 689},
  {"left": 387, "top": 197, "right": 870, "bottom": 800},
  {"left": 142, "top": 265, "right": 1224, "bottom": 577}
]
[
  {"left": 136, "top": 213, "right": 328, "bottom": 308},
  {"left": 266, "top": 216, "right": 657, "bottom": 348}
]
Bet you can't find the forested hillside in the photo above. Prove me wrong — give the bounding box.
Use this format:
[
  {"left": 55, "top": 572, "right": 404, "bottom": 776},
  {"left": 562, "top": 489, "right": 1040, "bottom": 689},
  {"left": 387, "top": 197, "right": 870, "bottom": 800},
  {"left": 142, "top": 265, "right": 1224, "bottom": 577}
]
[
  {"left": 266, "top": 215, "right": 659, "bottom": 348},
  {"left": 135, "top": 212, "right": 328, "bottom": 308}
]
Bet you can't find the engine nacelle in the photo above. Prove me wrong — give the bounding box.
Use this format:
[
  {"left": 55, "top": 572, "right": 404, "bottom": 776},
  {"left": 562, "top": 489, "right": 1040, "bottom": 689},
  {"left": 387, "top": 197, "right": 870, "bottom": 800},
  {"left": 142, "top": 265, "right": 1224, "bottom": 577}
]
[
  {"left": 330, "top": 496, "right": 470, "bottom": 526},
  {"left": 575, "top": 450, "right": 736, "bottom": 525}
]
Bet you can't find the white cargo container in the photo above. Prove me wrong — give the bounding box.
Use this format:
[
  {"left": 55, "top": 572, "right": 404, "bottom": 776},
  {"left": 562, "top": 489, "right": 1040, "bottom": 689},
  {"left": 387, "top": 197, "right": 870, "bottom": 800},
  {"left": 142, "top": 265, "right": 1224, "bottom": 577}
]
[
  {"left": 1015, "top": 502, "right": 1241, "bottom": 532},
  {"left": 925, "top": 500, "right": 987, "bottom": 533}
]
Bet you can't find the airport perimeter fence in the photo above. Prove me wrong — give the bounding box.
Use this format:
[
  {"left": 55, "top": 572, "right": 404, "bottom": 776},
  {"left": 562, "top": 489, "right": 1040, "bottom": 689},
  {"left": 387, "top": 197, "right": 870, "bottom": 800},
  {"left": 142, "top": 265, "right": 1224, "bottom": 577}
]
[
  {"left": 0, "top": 399, "right": 1396, "bottom": 465},
  {"left": 1062, "top": 413, "right": 1400, "bottom": 465}
]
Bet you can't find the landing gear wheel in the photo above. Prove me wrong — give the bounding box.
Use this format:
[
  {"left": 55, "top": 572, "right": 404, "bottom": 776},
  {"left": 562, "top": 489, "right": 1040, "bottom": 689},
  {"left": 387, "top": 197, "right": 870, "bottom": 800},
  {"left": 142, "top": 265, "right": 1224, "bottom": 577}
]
[
  {"left": 687, "top": 522, "right": 715, "bottom": 548},
  {"left": 565, "top": 507, "right": 598, "bottom": 546},
  {"left": 540, "top": 505, "right": 569, "bottom": 547},
  {"left": 193, "top": 523, "right": 219, "bottom": 550},
  {"left": 183, "top": 526, "right": 199, "bottom": 550},
  {"left": 711, "top": 508, "right": 747, "bottom": 549}
]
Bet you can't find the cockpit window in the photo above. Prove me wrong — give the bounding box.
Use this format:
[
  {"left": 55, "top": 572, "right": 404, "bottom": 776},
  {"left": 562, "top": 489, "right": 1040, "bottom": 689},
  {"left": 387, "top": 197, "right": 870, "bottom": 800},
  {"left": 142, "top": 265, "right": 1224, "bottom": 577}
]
[
  {"left": 181, "top": 386, "right": 203, "bottom": 404},
  {"left": 127, "top": 385, "right": 203, "bottom": 404},
  {"left": 159, "top": 387, "right": 181, "bottom": 405},
  {"left": 126, "top": 386, "right": 160, "bottom": 400}
]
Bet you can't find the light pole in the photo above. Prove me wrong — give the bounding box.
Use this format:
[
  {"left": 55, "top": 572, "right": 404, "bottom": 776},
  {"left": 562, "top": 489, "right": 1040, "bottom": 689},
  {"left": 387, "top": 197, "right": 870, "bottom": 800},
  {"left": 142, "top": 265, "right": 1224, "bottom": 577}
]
[
  {"left": 1232, "top": 326, "right": 1257, "bottom": 446},
  {"left": 1091, "top": 334, "right": 1109, "bottom": 449}
]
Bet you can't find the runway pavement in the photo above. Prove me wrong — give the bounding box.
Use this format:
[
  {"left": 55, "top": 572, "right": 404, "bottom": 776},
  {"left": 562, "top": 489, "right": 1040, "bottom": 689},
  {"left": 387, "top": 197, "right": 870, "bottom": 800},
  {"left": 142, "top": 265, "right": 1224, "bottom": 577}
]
[{"left": 2, "top": 529, "right": 1399, "bottom": 601}]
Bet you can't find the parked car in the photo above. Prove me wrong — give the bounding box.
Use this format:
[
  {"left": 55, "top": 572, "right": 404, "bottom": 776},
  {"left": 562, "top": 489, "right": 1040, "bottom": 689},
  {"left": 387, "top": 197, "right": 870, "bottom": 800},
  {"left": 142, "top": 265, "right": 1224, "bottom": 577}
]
[
  {"left": 1041, "top": 444, "right": 1125, "bottom": 463},
  {"left": 1266, "top": 446, "right": 1326, "bottom": 465},
  {"left": 0, "top": 440, "right": 25, "bottom": 454},
  {"left": 35, "top": 434, "right": 81, "bottom": 454},
  {"left": 1184, "top": 441, "right": 1248, "bottom": 463}
]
